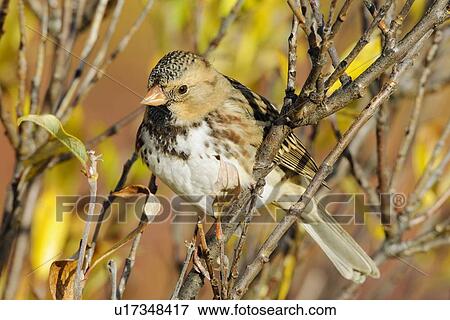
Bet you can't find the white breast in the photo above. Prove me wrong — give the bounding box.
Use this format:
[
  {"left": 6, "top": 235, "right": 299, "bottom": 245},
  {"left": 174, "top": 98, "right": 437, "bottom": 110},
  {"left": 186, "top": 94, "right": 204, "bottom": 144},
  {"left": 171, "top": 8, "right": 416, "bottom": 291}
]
[{"left": 141, "top": 122, "right": 254, "bottom": 212}]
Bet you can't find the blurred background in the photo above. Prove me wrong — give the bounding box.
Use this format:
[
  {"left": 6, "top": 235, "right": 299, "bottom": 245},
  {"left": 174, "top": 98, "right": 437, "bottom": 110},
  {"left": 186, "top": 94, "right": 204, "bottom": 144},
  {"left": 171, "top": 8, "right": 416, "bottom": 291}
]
[{"left": 0, "top": 0, "right": 449, "bottom": 299}]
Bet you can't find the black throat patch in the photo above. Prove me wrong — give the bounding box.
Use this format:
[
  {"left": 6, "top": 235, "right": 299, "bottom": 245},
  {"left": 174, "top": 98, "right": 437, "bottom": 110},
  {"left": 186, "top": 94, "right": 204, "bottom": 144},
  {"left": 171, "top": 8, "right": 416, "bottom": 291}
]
[{"left": 136, "top": 107, "right": 190, "bottom": 162}]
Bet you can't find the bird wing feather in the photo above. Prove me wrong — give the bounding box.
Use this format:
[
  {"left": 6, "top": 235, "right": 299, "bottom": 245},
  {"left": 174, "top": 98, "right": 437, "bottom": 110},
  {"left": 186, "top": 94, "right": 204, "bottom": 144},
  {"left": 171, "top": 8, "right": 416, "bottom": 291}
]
[
  {"left": 225, "top": 76, "right": 319, "bottom": 180},
  {"left": 274, "top": 132, "right": 319, "bottom": 180}
]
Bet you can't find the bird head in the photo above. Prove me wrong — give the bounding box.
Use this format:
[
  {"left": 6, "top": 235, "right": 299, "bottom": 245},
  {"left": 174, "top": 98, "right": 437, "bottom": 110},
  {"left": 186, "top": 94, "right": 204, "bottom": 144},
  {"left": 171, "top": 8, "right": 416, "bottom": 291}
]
[{"left": 141, "top": 51, "right": 230, "bottom": 125}]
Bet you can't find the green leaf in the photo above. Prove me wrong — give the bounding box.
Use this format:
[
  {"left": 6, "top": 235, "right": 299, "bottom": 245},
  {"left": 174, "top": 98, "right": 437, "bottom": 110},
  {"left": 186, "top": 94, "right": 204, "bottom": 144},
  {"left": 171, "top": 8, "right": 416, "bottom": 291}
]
[{"left": 18, "top": 114, "right": 88, "bottom": 167}]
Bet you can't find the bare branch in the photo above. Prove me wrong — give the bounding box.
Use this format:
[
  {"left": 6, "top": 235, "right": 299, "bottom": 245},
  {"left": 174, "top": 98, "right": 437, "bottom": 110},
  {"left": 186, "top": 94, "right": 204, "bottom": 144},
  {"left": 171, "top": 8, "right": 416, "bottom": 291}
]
[
  {"left": 329, "top": 117, "right": 378, "bottom": 204},
  {"left": 29, "top": 1, "right": 48, "bottom": 114},
  {"left": 391, "top": 29, "right": 443, "bottom": 191},
  {"left": 285, "top": 0, "right": 300, "bottom": 102},
  {"left": 171, "top": 241, "right": 195, "bottom": 300},
  {"left": 1, "top": 177, "right": 42, "bottom": 299},
  {"left": 16, "top": 0, "right": 27, "bottom": 119},
  {"left": 405, "top": 120, "right": 450, "bottom": 215},
  {"left": 47, "top": 0, "right": 74, "bottom": 108},
  {"left": 0, "top": 0, "right": 9, "bottom": 40},
  {"left": 289, "top": 0, "right": 449, "bottom": 126},
  {"left": 74, "top": 151, "right": 100, "bottom": 299},
  {"left": 203, "top": 0, "right": 244, "bottom": 57},
  {"left": 329, "top": 0, "right": 354, "bottom": 39},
  {"left": 325, "top": 0, "right": 394, "bottom": 91},
  {"left": 227, "top": 216, "right": 252, "bottom": 294},
  {"left": 286, "top": 0, "right": 306, "bottom": 26},
  {"left": 0, "top": 88, "right": 19, "bottom": 147},
  {"left": 197, "top": 219, "right": 221, "bottom": 299},
  {"left": 409, "top": 186, "right": 450, "bottom": 227},
  {"left": 74, "top": 0, "right": 125, "bottom": 108},
  {"left": 86, "top": 107, "right": 144, "bottom": 148},
  {"left": 116, "top": 232, "right": 142, "bottom": 299},
  {"left": 116, "top": 174, "right": 157, "bottom": 299},
  {"left": 84, "top": 152, "right": 138, "bottom": 268},
  {"left": 229, "top": 35, "right": 430, "bottom": 299},
  {"left": 376, "top": 100, "right": 393, "bottom": 237},
  {"left": 73, "top": 0, "right": 155, "bottom": 106},
  {"left": 56, "top": 0, "right": 109, "bottom": 118},
  {"left": 386, "top": 0, "right": 416, "bottom": 50},
  {"left": 363, "top": 0, "right": 390, "bottom": 35},
  {"left": 107, "top": 260, "right": 118, "bottom": 300}
]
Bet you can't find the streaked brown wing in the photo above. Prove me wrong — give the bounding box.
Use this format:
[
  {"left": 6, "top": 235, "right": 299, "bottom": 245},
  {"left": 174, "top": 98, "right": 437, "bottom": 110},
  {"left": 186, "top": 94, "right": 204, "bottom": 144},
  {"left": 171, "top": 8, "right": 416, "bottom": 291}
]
[
  {"left": 225, "top": 75, "right": 319, "bottom": 180},
  {"left": 224, "top": 75, "right": 279, "bottom": 122},
  {"left": 274, "top": 132, "right": 319, "bottom": 180}
]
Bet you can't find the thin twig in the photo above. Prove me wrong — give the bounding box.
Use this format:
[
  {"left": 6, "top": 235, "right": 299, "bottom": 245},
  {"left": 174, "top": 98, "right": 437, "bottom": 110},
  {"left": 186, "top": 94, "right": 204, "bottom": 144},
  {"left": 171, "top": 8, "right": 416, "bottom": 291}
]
[
  {"left": 197, "top": 219, "right": 221, "bottom": 299},
  {"left": 29, "top": 1, "right": 48, "bottom": 114},
  {"left": 16, "top": 0, "right": 26, "bottom": 119},
  {"left": 0, "top": 88, "right": 19, "bottom": 147},
  {"left": 74, "top": 151, "right": 100, "bottom": 299},
  {"left": 202, "top": 0, "right": 244, "bottom": 57},
  {"left": 218, "top": 221, "right": 228, "bottom": 299},
  {"left": 300, "top": 0, "right": 330, "bottom": 99},
  {"left": 107, "top": 260, "right": 118, "bottom": 300},
  {"left": 116, "top": 175, "right": 157, "bottom": 299},
  {"left": 286, "top": 0, "right": 306, "bottom": 27},
  {"left": 86, "top": 107, "right": 144, "bottom": 148},
  {"left": 405, "top": 120, "right": 450, "bottom": 215},
  {"left": 48, "top": 0, "right": 73, "bottom": 109},
  {"left": 363, "top": 0, "right": 390, "bottom": 35},
  {"left": 24, "top": 22, "right": 143, "bottom": 103},
  {"left": 288, "top": 0, "right": 448, "bottom": 126},
  {"left": 329, "top": 117, "right": 378, "bottom": 204},
  {"left": 73, "top": 0, "right": 155, "bottom": 107},
  {"left": 409, "top": 186, "right": 450, "bottom": 227},
  {"left": 0, "top": 0, "right": 10, "bottom": 41},
  {"left": 116, "top": 232, "right": 142, "bottom": 299},
  {"left": 376, "top": 99, "right": 393, "bottom": 238},
  {"left": 31, "top": 106, "right": 143, "bottom": 174},
  {"left": 171, "top": 241, "right": 195, "bottom": 300},
  {"left": 20, "top": 1, "right": 49, "bottom": 155},
  {"left": 84, "top": 152, "right": 138, "bottom": 269},
  {"left": 390, "top": 29, "right": 443, "bottom": 191},
  {"left": 386, "top": 0, "right": 416, "bottom": 50},
  {"left": 285, "top": 0, "right": 300, "bottom": 103},
  {"left": 325, "top": 0, "right": 394, "bottom": 91},
  {"left": 74, "top": 0, "right": 125, "bottom": 110},
  {"left": 56, "top": 0, "right": 109, "bottom": 118},
  {"left": 2, "top": 177, "right": 41, "bottom": 299},
  {"left": 227, "top": 216, "right": 251, "bottom": 294},
  {"left": 329, "top": 0, "right": 354, "bottom": 39},
  {"left": 229, "top": 34, "right": 431, "bottom": 299}
]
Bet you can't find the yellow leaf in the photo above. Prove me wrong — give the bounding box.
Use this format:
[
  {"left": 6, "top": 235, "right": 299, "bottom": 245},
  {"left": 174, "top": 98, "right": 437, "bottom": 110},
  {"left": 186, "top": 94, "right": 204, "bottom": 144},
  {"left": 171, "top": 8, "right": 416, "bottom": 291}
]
[
  {"left": 278, "top": 254, "right": 296, "bottom": 299},
  {"left": 112, "top": 185, "right": 161, "bottom": 221},
  {"left": 30, "top": 186, "right": 72, "bottom": 280},
  {"left": 18, "top": 114, "right": 88, "bottom": 167},
  {"left": 328, "top": 35, "right": 382, "bottom": 94},
  {"left": 410, "top": 0, "right": 427, "bottom": 22}
]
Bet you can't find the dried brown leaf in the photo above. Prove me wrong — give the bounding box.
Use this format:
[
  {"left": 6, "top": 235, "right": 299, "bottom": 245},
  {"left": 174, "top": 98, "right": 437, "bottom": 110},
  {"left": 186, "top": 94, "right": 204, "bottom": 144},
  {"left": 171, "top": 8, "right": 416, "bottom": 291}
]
[
  {"left": 48, "top": 259, "right": 78, "bottom": 300},
  {"left": 214, "top": 157, "right": 240, "bottom": 194},
  {"left": 193, "top": 247, "right": 210, "bottom": 280},
  {"left": 112, "top": 184, "right": 149, "bottom": 197}
]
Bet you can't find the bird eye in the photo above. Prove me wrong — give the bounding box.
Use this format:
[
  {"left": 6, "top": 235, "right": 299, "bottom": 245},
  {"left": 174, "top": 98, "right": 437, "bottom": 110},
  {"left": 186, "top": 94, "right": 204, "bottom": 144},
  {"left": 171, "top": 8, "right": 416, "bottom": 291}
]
[{"left": 178, "top": 85, "right": 188, "bottom": 94}]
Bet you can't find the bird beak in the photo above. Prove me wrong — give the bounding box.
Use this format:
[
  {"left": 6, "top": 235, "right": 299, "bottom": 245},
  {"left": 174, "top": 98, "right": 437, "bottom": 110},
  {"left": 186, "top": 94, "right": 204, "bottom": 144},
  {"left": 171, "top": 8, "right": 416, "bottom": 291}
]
[{"left": 140, "top": 85, "right": 168, "bottom": 106}]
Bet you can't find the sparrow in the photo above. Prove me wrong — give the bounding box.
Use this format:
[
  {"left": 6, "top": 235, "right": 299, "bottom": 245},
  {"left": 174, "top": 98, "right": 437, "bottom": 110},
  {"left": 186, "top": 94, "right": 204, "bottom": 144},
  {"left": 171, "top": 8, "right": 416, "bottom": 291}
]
[{"left": 136, "top": 50, "right": 380, "bottom": 283}]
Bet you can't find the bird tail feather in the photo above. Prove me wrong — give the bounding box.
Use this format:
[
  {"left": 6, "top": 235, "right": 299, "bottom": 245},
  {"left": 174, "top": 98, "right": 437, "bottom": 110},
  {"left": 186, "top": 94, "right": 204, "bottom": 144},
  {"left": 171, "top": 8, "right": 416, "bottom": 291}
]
[{"left": 275, "top": 183, "right": 380, "bottom": 283}]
